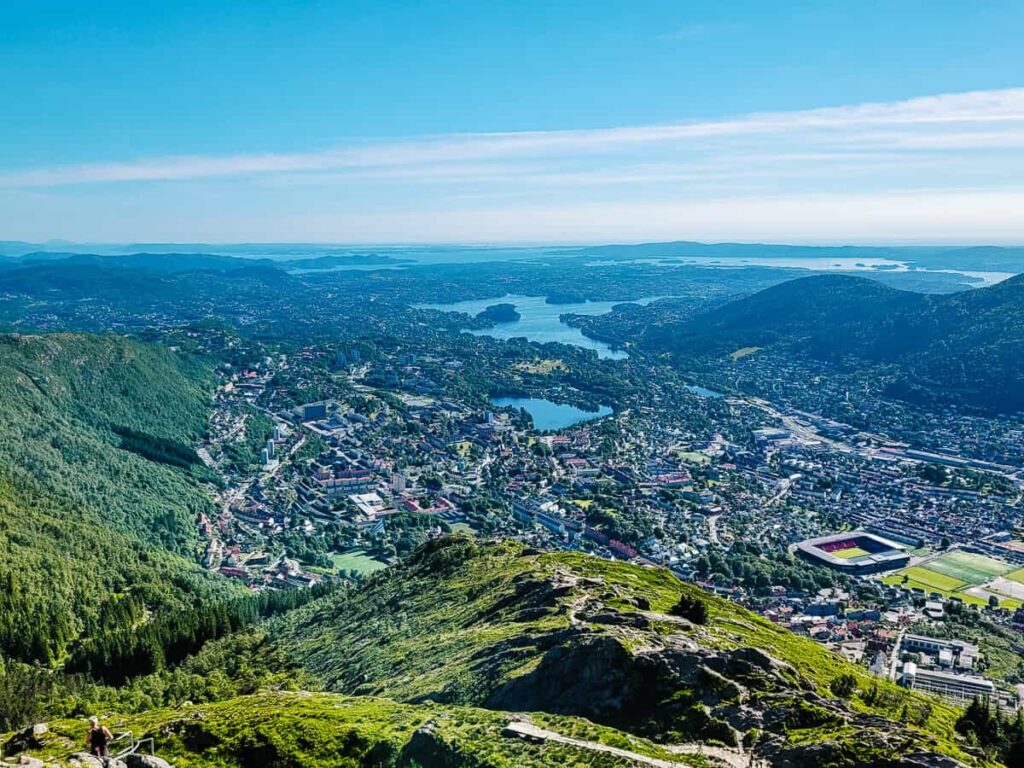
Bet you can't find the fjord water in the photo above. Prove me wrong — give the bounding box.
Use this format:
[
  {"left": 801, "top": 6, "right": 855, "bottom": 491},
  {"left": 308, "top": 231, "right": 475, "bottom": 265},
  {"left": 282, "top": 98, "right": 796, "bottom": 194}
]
[
  {"left": 490, "top": 396, "right": 612, "bottom": 431},
  {"left": 417, "top": 294, "right": 663, "bottom": 359}
]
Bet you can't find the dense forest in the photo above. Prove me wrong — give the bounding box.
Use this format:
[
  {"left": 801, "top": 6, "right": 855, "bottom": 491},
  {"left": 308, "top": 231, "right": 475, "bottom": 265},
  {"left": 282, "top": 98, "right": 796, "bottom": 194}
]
[{"left": 0, "top": 334, "right": 242, "bottom": 667}]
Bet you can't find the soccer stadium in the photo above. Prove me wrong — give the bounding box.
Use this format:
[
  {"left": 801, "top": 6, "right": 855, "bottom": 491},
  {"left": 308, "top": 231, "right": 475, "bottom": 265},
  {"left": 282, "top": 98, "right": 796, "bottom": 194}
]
[{"left": 796, "top": 531, "right": 910, "bottom": 574}]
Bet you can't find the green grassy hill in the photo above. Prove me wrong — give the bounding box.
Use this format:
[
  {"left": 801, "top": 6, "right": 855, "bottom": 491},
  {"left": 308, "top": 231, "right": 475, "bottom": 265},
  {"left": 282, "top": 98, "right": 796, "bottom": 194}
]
[
  {"left": 260, "top": 537, "right": 978, "bottom": 766},
  {"left": 0, "top": 537, "right": 992, "bottom": 766},
  {"left": 6, "top": 691, "right": 719, "bottom": 768},
  {"left": 0, "top": 333, "right": 242, "bottom": 666}
]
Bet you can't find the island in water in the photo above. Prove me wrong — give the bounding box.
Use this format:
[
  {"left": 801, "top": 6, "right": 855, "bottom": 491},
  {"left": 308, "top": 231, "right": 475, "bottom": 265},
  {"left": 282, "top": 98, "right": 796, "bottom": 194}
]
[{"left": 476, "top": 302, "right": 521, "bottom": 322}]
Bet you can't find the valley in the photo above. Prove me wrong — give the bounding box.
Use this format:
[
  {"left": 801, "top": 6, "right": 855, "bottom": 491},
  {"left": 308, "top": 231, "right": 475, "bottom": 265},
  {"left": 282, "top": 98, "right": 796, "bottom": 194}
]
[{"left": 1, "top": 243, "right": 1023, "bottom": 768}]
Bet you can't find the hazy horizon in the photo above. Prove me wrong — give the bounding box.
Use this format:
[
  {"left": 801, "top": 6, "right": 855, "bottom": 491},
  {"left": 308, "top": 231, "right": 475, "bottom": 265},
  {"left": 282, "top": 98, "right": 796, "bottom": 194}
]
[{"left": 4, "top": 2, "right": 1024, "bottom": 243}]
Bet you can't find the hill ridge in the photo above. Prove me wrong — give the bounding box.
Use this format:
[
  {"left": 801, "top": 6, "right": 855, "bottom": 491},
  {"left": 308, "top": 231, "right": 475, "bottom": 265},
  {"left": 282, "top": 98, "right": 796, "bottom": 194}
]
[{"left": 643, "top": 273, "right": 1024, "bottom": 412}]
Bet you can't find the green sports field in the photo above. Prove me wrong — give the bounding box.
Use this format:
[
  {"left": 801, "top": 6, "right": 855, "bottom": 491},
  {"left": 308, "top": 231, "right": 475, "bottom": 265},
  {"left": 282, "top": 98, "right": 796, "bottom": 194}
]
[
  {"left": 887, "top": 565, "right": 965, "bottom": 592},
  {"left": 330, "top": 549, "right": 388, "bottom": 575},
  {"left": 884, "top": 549, "right": 1019, "bottom": 609},
  {"left": 832, "top": 546, "right": 870, "bottom": 559},
  {"left": 922, "top": 550, "right": 1010, "bottom": 584},
  {"left": 1005, "top": 567, "right": 1024, "bottom": 585}
]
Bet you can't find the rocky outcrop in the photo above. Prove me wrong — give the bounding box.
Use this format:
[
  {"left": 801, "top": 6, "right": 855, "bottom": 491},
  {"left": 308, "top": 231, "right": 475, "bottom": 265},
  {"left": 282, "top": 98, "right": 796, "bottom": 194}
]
[
  {"left": 123, "top": 755, "right": 173, "bottom": 768},
  {"left": 2, "top": 724, "right": 50, "bottom": 756},
  {"left": 484, "top": 608, "right": 817, "bottom": 746},
  {"left": 67, "top": 755, "right": 126, "bottom": 768},
  {"left": 398, "top": 723, "right": 462, "bottom": 768}
]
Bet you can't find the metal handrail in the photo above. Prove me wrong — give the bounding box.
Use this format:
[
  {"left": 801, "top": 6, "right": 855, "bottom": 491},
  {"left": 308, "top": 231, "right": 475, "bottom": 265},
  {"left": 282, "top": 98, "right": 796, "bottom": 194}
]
[{"left": 112, "top": 731, "right": 156, "bottom": 758}]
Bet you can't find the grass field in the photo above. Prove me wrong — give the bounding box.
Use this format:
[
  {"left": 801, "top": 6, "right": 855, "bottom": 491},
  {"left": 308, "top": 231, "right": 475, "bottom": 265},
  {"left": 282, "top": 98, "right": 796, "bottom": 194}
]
[
  {"left": 832, "top": 546, "right": 870, "bottom": 559},
  {"left": 888, "top": 565, "right": 966, "bottom": 592},
  {"left": 884, "top": 550, "right": 1020, "bottom": 609},
  {"left": 331, "top": 549, "right": 388, "bottom": 576},
  {"left": 514, "top": 359, "right": 568, "bottom": 374},
  {"left": 1005, "top": 567, "right": 1024, "bottom": 585},
  {"left": 923, "top": 550, "right": 1010, "bottom": 584},
  {"left": 674, "top": 450, "right": 710, "bottom": 466}
]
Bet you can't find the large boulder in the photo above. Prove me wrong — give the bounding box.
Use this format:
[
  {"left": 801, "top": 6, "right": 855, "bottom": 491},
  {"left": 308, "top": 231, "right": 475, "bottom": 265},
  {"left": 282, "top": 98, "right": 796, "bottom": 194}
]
[
  {"left": 67, "top": 755, "right": 103, "bottom": 768},
  {"left": 123, "top": 756, "right": 173, "bottom": 768},
  {"left": 2, "top": 724, "right": 49, "bottom": 756}
]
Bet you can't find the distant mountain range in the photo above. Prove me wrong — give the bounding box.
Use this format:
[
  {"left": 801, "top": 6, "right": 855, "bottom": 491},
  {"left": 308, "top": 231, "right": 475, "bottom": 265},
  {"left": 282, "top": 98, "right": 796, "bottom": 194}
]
[
  {"left": 0, "top": 250, "right": 409, "bottom": 272},
  {"left": 4, "top": 239, "right": 1024, "bottom": 272},
  {"left": 578, "top": 240, "right": 1024, "bottom": 272},
  {"left": 644, "top": 273, "right": 1024, "bottom": 413}
]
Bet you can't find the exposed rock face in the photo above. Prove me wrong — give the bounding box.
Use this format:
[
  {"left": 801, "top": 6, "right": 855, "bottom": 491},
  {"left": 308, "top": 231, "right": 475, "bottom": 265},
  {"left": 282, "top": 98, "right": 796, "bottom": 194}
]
[
  {"left": 756, "top": 726, "right": 974, "bottom": 768},
  {"left": 123, "top": 755, "right": 174, "bottom": 768},
  {"left": 899, "top": 755, "right": 972, "bottom": 768},
  {"left": 399, "top": 723, "right": 463, "bottom": 768},
  {"left": 485, "top": 592, "right": 819, "bottom": 748},
  {"left": 2, "top": 725, "right": 49, "bottom": 756},
  {"left": 67, "top": 755, "right": 104, "bottom": 768},
  {"left": 466, "top": 568, "right": 963, "bottom": 767}
]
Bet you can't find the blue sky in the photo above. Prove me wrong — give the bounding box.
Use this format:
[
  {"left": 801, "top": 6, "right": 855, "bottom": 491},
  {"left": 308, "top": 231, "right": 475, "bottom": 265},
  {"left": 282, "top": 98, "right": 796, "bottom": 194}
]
[{"left": 2, "top": 0, "right": 1024, "bottom": 244}]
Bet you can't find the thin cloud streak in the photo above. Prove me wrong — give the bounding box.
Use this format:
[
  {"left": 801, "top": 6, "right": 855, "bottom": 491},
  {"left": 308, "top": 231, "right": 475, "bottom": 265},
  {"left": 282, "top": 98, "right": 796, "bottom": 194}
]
[
  {"left": 168, "top": 189, "right": 1024, "bottom": 244},
  {"left": 3, "top": 88, "right": 1024, "bottom": 188}
]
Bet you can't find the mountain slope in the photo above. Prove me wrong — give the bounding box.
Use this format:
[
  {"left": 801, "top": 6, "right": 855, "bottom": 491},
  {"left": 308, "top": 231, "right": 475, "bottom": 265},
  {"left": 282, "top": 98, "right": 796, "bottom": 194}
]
[
  {"left": 643, "top": 275, "right": 922, "bottom": 359},
  {"left": 5, "top": 692, "right": 717, "bottom": 768},
  {"left": 0, "top": 537, "right": 986, "bottom": 766},
  {"left": 0, "top": 333, "right": 214, "bottom": 550},
  {"left": 643, "top": 274, "right": 1024, "bottom": 412},
  {"left": 0, "top": 333, "right": 241, "bottom": 665},
  {"left": 262, "top": 537, "right": 973, "bottom": 766}
]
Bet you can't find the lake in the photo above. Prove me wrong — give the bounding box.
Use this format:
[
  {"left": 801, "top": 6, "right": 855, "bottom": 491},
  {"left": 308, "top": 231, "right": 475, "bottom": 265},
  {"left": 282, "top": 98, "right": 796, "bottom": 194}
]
[
  {"left": 490, "top": 396, "right": 612, "bottom": 431},
  {"left": 416, "top": 293, "right": 664, "bottom": 359},
  {"left": 683, "top": 384, "right": 725, "bottom": 398}
]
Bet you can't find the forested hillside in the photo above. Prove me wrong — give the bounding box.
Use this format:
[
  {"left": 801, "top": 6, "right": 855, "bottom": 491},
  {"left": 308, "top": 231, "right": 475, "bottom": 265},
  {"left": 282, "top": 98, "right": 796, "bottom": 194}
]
[
  {"left": 643, "top": 274, "right": 1024, "bottom": 412},
  {"left": 0, "top": 334, "right": 241, "bottom": 666}
]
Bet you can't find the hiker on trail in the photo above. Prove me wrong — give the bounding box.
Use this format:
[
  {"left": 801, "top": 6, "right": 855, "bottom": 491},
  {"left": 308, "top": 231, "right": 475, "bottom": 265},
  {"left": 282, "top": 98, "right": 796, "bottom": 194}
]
[{"left": 86, "top": 716, "right": 113, "bottom": 757}]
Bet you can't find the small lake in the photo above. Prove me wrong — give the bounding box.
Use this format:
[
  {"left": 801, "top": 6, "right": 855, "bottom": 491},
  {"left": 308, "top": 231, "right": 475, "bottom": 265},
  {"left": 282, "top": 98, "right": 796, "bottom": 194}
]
[
  {"left": 490, "top": 397, "right": 612, "bottom": 431},
  {"left": 416, "top": 294, "right": 663, "bottom": 359},
  {"left": 683, "top": 384, "right": 725, "bottom": 398}
]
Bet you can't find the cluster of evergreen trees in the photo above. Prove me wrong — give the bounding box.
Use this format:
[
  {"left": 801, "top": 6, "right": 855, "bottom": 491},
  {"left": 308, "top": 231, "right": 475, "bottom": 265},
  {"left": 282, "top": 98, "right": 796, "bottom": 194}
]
[
  {"left": 67, "top": 583, "right": 334, "bottom": 685},
  {"left": 113, "top": 424, "right": 203, "bottom": 470},
  {"left": 957, "top": 697, "right": 1024, "bottom": 766}
]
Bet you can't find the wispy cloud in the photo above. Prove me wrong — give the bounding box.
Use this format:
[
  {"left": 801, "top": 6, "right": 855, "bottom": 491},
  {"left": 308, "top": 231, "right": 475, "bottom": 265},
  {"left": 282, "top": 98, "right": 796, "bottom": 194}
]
[
  {"left": 3, "top": 88, "right": 1024, "bottom": 189},
  {"left": 4, "top": 88, "right": 1024, "bottom": 243}
]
